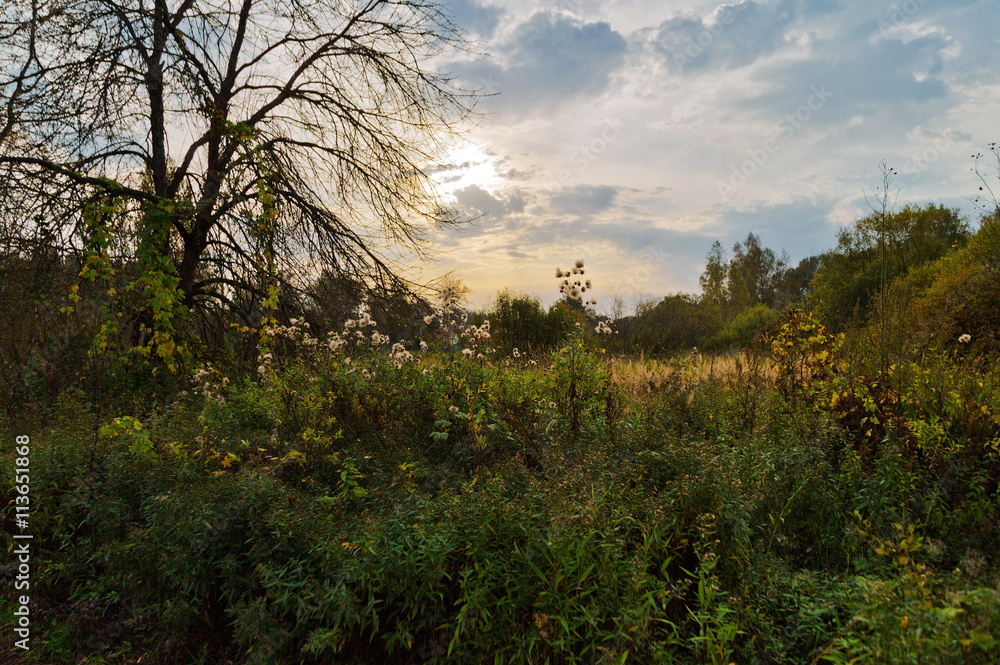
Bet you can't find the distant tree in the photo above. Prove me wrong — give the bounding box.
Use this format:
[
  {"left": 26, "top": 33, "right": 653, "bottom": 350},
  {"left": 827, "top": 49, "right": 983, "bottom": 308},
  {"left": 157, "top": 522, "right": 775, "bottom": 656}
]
[
  {"left": 811, "top": 203, "right": 970, "bottom": 332},
  {"left": 486, "top": 290, "right": 552, "bottom": 353},
  {"left": 703, "top": 303, "right": 780, "bottom": 351},
  {"left": 699, "top": 241, "right": 729, "bottom": 318},
  {"left": 728, "top": 232, "right": 783, "bottom": 311},
  {"left": 699, "top": 232, "right": 791, "bottom": 323},
  {"left": 627, "top": 293, "right": 716, "bottom": 355},
  {"left": 772, "top": 255, "right": 820, "bottom": 310}
]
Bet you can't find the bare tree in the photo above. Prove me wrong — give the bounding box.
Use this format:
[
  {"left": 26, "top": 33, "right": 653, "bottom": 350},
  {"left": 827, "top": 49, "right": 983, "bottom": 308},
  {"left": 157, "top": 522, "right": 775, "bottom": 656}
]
[
  {"left": 863, "top": 161, "right": 898, "bottom": 379},
  {"left": 1, "top": 0, "right": 476, "bottom": 335}
]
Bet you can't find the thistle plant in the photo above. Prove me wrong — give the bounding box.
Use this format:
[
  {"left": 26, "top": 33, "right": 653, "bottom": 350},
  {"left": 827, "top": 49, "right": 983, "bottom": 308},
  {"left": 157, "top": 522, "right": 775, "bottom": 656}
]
[
  {"left": 556, "top": 259, "right": 591, "bottom": 303},
  {"left": 419, "top": 281, "right": 493, "bottom": 359},
  {"left": 595, "top": 319, "right": 614, "bottom": 335},
  {"left": 550, "top": 258, "right": 609, "bottom": 437}
]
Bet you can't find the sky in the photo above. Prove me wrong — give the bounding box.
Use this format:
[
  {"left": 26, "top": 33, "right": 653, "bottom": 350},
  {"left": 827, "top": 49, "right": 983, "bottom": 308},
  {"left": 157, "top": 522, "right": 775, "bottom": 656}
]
[{"left": 419, "top": 0, "right": 1000, "bottom": 312}]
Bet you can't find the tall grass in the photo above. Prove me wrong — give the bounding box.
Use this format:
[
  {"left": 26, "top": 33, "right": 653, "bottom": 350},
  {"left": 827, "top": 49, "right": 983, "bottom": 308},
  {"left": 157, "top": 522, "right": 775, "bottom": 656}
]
[{"left": 2, "top": 320, "right": 998, "bottom": 664}]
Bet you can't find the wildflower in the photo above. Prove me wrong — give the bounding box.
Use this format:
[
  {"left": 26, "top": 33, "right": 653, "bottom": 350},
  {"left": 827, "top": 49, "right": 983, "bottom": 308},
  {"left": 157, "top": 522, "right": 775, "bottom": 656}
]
[
  {"left": 422, "top": 369, "right": 430, "bottom": 376},
  {"left": 423, "top": 315, "right": 434, "bottom": 324},
  {"left": 420, "top": 341, "right": 428, "bottom": 351},
  {"left": 575, "top": 259, "right": 584, "bottom": 269},
  {"left": 257, "top": 365, "right": 266, "bottom": 376},
  {"left": 959, "top": 334, "right": 972, "bottom": 343},
  {"left": 449, "top": 405, "right": 459, "bottom": 414},
  {"left": 548, "top": 402, "right": 556, "bottom": 409},
  {"left": 362, "top": 369, "right": 372, "bottom": 380},
  {"left": 462, "top": 348, "right": 474, "bottom": 357}
]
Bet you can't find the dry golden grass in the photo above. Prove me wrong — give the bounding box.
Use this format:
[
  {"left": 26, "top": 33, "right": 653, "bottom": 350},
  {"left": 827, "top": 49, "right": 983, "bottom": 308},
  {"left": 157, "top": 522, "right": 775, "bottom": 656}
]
[{"left": 607, "top": 351, "right": 777, "bottom": 397}]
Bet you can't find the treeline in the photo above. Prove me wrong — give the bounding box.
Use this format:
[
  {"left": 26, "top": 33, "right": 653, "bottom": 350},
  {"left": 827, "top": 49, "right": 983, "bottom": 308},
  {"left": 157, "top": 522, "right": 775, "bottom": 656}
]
[
  {"left": 473, "top": 202, "right": 999, "bottom": 361},
  {"left": 3, "top": 200, "right": 999, "bottom": 412}
]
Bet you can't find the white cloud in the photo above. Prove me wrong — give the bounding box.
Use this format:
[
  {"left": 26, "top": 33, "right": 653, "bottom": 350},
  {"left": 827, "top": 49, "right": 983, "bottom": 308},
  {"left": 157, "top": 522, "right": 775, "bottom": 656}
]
[{"left": 428, "top": 0, "right": 1000, "bottom": 308}]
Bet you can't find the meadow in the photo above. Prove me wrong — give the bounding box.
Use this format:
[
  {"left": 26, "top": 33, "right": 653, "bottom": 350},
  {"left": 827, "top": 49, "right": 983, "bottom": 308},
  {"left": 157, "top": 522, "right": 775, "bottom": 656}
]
[
  {"left": 2, "top": 1, "right": 998, "bottom": 660},
  {"left": 3, "top": 292, "right": 999, "bottom": 663}
]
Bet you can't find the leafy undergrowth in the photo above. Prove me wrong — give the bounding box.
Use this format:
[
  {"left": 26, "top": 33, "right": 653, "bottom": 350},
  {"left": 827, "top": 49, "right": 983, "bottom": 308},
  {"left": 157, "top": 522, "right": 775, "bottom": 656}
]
[{"left": 3, "top": 325, "right": 999, "bottom": 664}]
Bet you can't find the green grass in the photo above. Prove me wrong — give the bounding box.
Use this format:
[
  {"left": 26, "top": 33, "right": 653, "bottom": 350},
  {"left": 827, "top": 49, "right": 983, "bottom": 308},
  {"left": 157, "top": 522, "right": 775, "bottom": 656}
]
[{"left": 2, "top": 329, "right": 999, "bottom": 664}]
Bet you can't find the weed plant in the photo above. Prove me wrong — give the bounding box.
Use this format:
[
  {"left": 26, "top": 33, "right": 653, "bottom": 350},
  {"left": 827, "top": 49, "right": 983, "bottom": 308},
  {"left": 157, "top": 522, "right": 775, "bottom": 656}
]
[{"left": 2, "top": 304, "right": 999, "bottom": 664}]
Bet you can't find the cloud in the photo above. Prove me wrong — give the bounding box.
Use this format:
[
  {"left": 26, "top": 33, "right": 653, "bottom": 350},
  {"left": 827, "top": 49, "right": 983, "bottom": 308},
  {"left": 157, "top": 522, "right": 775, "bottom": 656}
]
[
  {"left": 652, "top": 0, "right": 837, "bottom": 75},
  {"left": 452, "top": 184, "right": 525, "bottom": 217},
  {"left": 425, "top": 0, "right": 1000, "bottom": 307},
  {"left": 451, "top": 12, "right": 628, "bottom": 117},
  {"left": 446, "top": 0, "right": 504, "bottom": 38},
  {"left": 549, "top": 184, "right": 619, "bottom": 216}
]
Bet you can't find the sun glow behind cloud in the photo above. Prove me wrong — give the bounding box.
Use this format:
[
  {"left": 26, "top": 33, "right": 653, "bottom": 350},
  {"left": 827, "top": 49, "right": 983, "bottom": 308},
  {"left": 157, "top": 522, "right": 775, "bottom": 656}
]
[
  {"left": 425, "top": 0, "right": 1000, "bottom": 311},
  {"left": 433, "top": 142, "right": 506, "bottom": 198}
]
